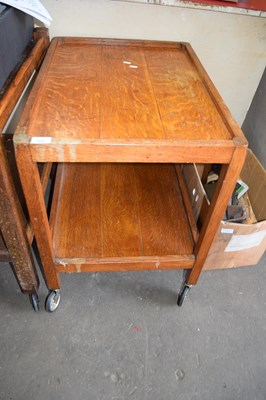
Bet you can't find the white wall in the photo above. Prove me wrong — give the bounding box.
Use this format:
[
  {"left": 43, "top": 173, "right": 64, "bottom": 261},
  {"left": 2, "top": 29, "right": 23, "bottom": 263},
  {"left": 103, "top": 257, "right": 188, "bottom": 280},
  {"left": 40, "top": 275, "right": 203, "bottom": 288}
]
[{"left": 41, "top": 0, "right": 266, "bottom": 125}]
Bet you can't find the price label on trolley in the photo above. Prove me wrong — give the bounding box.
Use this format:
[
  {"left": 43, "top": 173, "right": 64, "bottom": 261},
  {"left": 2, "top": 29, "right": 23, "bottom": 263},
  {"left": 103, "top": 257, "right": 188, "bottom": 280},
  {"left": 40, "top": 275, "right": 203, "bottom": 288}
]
[{"left": 31, "top": 137, "right": 52, "bottom": 144}]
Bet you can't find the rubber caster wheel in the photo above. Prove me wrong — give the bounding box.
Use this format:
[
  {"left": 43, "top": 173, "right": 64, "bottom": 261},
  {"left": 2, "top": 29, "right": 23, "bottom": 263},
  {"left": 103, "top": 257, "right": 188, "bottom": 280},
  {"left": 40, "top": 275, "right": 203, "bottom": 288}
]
[
  {"left": 45, "top": 290, "right": 61, "bottom": 313},
  {"left": 29, "top": 293, "right": 40, "bottom": 312},
  {"left": 177, "top": 284, "right": 191, "bottom": 307}
]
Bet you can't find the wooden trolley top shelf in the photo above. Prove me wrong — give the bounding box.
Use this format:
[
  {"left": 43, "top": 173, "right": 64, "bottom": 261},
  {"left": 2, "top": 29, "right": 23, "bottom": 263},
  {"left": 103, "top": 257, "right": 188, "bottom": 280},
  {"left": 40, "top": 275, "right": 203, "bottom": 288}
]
[
  {"left": 14, "top": 37, "right": 247, "bottom": 164},
  {"left": 51, "top": 163, "right": 195, "bottom": 271}
]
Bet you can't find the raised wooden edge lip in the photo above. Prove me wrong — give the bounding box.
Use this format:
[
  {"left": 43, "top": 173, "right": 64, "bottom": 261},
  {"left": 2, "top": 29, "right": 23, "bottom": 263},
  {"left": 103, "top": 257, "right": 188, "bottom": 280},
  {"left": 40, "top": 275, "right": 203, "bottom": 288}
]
[
  {"left": 51, "top": 36, "right": 188, "bottom": 49},
  {"left": 13, "top": 133, "right": 234, "bottom": 147},
  {"left": 13, "top": 37, "right": 247, "bottom": 149},
  {"left": 55, "top": 255, "right": 195, "bottom": 264}
]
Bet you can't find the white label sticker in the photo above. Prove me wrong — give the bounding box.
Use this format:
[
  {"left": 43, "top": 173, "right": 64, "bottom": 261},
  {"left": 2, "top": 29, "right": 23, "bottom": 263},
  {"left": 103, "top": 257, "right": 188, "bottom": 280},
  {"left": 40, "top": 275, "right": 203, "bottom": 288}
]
[
  {"left": 225, "top": 230, "right": 266, "bottom": 252},
  {"left": 221, "top": 228, "right": 234, "bottom": 234},
  {"left": 31, "top": 137, "right": 52, "bottom": 144}
]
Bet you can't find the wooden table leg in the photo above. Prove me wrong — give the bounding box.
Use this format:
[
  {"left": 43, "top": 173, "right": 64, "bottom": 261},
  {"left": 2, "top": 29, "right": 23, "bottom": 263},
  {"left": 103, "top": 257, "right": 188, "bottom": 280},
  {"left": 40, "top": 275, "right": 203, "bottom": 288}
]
[
  {"left": 15, "top": 144, "right": 60, "bottom": 290},
  {"left": 178, "top": 145, "right": 247, "bottom": 305},
  {"left": 188, "top": 145, "right": 247, "bottom": 284}
]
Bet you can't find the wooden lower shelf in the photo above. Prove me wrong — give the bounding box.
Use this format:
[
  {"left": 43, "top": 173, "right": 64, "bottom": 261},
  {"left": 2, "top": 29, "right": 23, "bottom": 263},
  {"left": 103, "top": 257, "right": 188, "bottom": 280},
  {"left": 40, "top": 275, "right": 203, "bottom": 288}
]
[{"left": 51, "top": 163, "right": 195, "bottom": 272}]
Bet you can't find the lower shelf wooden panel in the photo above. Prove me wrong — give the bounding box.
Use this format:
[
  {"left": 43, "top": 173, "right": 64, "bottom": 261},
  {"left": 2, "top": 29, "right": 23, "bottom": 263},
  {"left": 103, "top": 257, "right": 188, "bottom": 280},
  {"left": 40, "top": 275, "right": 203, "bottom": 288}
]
[{"left": 51, "top": 163, "right": 195, "bottom": 269}]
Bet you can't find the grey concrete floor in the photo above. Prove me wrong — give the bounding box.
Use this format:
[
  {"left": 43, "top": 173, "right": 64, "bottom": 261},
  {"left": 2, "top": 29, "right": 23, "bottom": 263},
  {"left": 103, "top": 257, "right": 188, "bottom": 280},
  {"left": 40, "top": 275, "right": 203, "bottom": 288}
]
[{"left": 0, "top": 255, "right": 266, "bottom": 400}]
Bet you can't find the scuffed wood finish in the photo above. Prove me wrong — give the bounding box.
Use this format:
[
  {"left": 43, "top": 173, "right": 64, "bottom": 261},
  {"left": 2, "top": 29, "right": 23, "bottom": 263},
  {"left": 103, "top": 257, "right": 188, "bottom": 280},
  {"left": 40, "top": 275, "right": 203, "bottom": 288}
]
[
  {"left": 14, "top": 37, "right": 248, "bottom": 167},
  {"left": 0, "top": 138, "right": 39, "bottom": 293},
  {"left": 53, "top": 163, "right": 194, "bottom": 262},
  {"left": 15, "top": 145, "right": 60, "bottom": 289},
  {"left": 55, "top": 255, "right": 195, "bottom": 273},
  {"left": 143, "top": 46, "right": 229, "bottom": 140},
  {"left": 27, "top": 138, "right": 235, "bottom": 164}
]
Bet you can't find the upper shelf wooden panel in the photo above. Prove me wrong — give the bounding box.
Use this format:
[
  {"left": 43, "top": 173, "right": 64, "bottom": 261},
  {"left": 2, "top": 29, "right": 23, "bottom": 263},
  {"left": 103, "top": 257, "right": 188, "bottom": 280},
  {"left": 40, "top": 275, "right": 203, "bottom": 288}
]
[{"left": 22, "top": 38, "right": 233, "bottom": 142}]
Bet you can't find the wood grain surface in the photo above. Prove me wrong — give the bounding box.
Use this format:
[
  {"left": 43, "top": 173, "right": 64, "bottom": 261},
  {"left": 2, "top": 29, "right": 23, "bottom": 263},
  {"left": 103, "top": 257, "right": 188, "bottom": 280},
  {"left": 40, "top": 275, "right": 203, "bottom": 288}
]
[
  {"left": 55, "top": 255, "right": 195, "bottom": 273},
  {"left": 13, "top": 37, "right": 249, "bottom": 289},
  {"left": 16, "top": 145, "right": 60, "bottom": 289},
  {"left": 53, "top": 163, "right": 194, "bottom": 261},
  {"left": 143, "top": 46, "right": 229, "bottom": 140},
  {"left": 17, "top": 38, "right": 234, "bottom": 143}
]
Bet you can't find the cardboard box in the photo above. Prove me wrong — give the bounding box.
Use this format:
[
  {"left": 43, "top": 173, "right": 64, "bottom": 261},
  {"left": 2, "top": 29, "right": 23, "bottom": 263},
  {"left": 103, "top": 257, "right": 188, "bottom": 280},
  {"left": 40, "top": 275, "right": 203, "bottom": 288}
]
[{"left": 183, "top": 149, "right": 266, "bottom": 270}]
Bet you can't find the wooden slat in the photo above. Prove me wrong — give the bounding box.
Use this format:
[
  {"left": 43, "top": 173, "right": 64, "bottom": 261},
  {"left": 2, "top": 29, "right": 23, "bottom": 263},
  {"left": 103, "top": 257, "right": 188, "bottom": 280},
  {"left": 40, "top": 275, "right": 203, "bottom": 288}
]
[
  {"left": 100, "top": 45, "right": 164, "bottom": 139},
  {"left": 134, "top": 164, "right": 194, "bottom": 255},
  {"left": 101, "top": 164, "right": 142, "bottom": 257}
]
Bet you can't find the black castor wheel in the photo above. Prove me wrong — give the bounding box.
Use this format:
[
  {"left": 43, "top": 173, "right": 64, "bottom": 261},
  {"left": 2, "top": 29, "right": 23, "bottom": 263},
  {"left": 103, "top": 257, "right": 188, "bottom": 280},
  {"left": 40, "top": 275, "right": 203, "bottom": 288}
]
[{"left": 177, "top": 284, "right": 191, "bottom": 307}]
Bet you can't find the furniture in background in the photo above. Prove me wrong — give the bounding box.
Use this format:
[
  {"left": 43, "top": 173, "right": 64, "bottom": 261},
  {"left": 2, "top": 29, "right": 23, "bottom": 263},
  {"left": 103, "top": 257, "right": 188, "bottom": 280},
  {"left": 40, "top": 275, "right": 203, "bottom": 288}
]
[
  {"left": 0, "top": 4, "right": 33, "bottom": 90},
  {"left": 0, "top": 28, "right": 49, "bottom": 311},
  {"left": 14, "top": 38, "right": 248, "bottom": 311}
]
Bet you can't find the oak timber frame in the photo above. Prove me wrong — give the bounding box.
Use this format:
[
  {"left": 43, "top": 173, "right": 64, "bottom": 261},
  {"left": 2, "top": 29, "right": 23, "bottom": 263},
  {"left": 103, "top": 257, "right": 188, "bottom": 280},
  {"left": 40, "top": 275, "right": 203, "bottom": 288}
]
[{"left": 14, "top": 38, "right": 248, "bottom": 294}]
